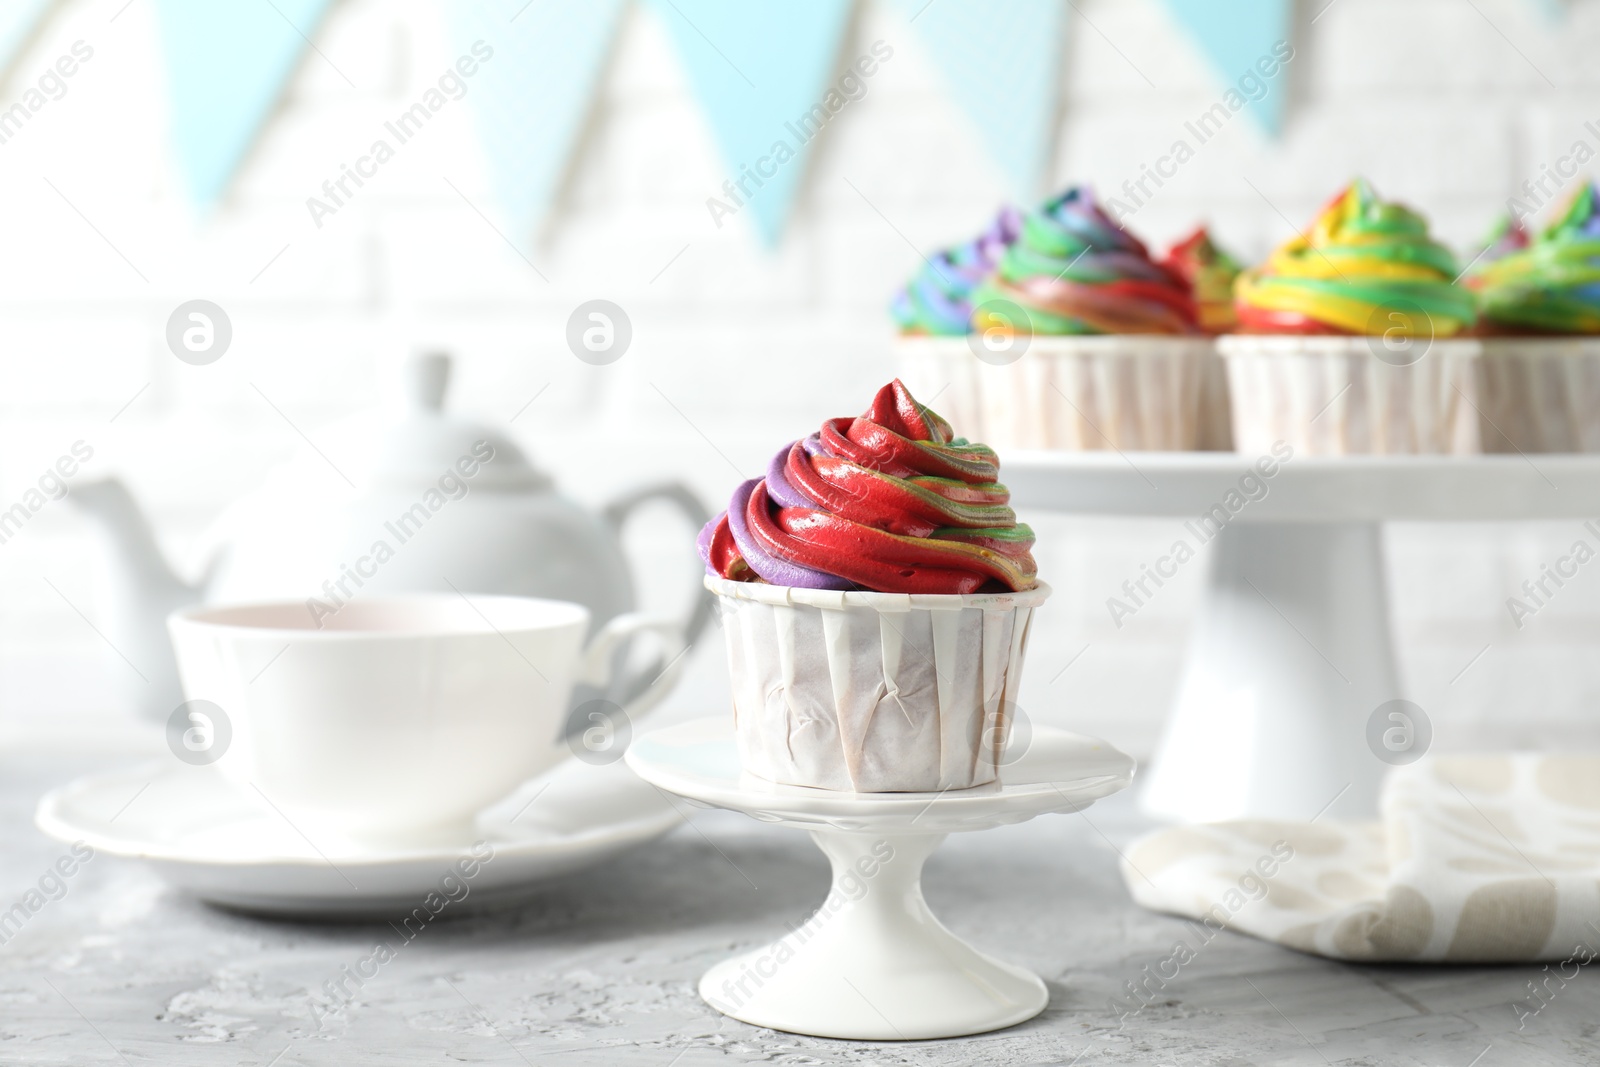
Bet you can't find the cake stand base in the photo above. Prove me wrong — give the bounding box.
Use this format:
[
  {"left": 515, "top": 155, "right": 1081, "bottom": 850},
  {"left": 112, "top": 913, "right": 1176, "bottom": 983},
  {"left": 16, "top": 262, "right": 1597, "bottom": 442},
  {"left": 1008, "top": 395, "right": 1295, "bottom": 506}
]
[
  {"left": 625, "top": 718, "right": 1134, "bottom": 1042},
  {"left": 699, "top": 830, "right": 1046, "bottom": 1041},
  {"left": 1143, "top": 520, "right": 1394, "bottom": 822}
]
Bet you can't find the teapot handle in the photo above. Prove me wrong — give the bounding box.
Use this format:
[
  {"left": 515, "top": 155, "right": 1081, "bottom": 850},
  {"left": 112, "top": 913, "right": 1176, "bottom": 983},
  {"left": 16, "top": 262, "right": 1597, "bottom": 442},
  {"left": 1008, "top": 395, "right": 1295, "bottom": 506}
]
[{"left": 600, "top": 482, "right": 714, "bottom": 654}]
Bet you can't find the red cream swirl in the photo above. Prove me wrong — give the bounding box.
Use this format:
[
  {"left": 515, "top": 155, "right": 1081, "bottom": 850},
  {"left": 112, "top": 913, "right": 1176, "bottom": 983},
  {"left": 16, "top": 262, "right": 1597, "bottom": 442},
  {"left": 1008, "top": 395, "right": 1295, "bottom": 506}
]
[{"left": 698, "top": 381, "right": 1038, "bottom": 595}]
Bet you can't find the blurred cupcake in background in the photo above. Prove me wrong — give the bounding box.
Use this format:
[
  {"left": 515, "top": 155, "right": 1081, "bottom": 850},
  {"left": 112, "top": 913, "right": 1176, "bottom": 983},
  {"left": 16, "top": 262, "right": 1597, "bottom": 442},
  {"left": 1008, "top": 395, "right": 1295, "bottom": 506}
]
[
  {"left": 893, "top": 206, "right": 1020, "bottom": 435},
  {"left": 1162, "top": 226, "right": 1244, "bottom": 333},
  {"left": 1221, "top": 179, "right": 1481, "bottom": 454},
  {"left": 892, "top": 206, "right": 1021, "bottom": 335},
  {"left": 946, "top": 187, "right": 1213, "bottom": 451},
  {"left": 1161, "top": 227, "right": 1245, "bottom": 449},
  {"left": 1465, "top": 183, "right": 1600, "bottom": 452},
  {"left": 1469, "top": 213, "right": 1530, "bottom": 269}
]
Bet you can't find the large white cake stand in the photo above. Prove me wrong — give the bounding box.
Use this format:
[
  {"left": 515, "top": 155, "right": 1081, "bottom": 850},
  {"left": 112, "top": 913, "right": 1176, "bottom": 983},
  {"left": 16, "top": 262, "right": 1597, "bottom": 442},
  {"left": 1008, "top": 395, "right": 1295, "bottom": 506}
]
[
  {"left": 625, "top": 718, "right": 1134, "bottom": 1041},
  {"left": 1005, "top": 451, "right": 1600, "bottom": 823}
]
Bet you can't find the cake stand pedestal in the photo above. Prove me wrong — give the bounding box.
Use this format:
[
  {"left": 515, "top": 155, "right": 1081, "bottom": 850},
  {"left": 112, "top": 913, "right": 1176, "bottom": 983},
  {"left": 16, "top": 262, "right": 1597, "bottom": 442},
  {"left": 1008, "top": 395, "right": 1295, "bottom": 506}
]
[
  {"left": 1005, "top": 451, "right": 1600, "bottom": 823},
  {"left": 625, "top": 718, "right": 1134, "bottom": 1041}
]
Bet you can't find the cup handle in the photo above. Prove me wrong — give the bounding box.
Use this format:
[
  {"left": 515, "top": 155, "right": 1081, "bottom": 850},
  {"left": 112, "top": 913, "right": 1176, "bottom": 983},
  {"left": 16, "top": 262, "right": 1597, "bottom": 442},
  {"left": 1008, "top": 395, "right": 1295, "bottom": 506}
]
[
  {"left": 600, "top": 482, "right": 715, "bottom": 653},
  {"left": 576, "top": 612, "right": 687, "bottom": 725}
]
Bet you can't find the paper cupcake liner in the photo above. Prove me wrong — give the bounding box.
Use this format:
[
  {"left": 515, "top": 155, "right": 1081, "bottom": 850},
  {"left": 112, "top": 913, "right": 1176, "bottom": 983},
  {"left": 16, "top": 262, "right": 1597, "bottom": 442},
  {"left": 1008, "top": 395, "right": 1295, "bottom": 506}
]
[
  {"left": 895, "top": 335, "right": 1215, "bottom": 451},
  {"left": 1197, "top": 343, "right": 1235, "bottom": 451},
  {"left": 707, "top": 576, "right": 1049, "bottom": 792},
  {"left": 1219, "top": 335, "right": 1484, "bottom": 456},
  {"left": 1477, "top": 338, "right": 1600, "bottom": 453}
]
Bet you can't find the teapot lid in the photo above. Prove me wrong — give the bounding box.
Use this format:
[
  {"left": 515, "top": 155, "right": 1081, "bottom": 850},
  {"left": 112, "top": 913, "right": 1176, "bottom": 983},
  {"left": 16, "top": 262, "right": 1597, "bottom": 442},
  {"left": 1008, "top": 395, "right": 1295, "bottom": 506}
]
[{"left": 331, "top": 353, "right": 550, "bottom": 492}]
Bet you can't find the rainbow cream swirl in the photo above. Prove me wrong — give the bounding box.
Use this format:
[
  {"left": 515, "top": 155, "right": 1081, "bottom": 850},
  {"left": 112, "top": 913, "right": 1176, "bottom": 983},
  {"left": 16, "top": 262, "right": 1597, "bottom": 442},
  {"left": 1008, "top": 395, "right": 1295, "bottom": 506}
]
[
  {"left": 969, "top": 187, "right": 1199, "bottom": 335},
  {"left": 697, "top": 381, "right": 1037, "bottom": 595},
  {"left": 891, "top": 206, "right": 1021, "bottom": 335},
  {"left": 1235, "top": 179, "right": 1475, "bottom": 336},
  {"left": 1470, "top": 183, "right": 1600, "bottom": 334},
  {"left": 1161, "top": 226, "right": 1244, "bottom": 334}
]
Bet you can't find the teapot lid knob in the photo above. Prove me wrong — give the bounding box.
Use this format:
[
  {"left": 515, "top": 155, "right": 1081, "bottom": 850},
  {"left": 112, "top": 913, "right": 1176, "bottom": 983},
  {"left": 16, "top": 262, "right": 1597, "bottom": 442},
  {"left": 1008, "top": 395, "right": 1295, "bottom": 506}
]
[{"left": 408, "top": 351, "right": 451, "bottom": 413}]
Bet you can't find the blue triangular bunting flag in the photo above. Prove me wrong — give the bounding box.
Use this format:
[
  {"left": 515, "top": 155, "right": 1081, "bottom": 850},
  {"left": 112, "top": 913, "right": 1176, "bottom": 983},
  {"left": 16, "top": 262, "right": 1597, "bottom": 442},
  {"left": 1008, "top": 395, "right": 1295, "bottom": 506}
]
[
  {"left": 894, "top": 0, "right": 1064, "bottom": 201},
  {"left": 650, "top": 0, "right": 854, "bottom": 245},
  {"left": 450, "top": 0, "right": 627, "bottom": 242},
  {"left": 1162, "top": 0, "right": 1293, "bottom": 136},
  {"left": 152, "top": 0, "right": 333, "bottom": 208}
]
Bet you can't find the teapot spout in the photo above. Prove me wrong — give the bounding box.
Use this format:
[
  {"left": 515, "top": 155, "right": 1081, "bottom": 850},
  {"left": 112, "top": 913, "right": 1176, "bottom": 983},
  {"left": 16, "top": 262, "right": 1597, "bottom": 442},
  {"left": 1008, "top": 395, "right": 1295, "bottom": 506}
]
[
  {"left": 69, "top": 478, "right": 200, "bottom": 718},
  {"left": 71, "top": 479, "right": 199, "bottom": 603}
]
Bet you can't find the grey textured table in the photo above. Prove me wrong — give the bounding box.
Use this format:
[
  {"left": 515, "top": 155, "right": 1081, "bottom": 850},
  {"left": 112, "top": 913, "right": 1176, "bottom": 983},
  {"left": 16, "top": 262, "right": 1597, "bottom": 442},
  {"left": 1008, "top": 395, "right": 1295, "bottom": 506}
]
[{"left": 2, "top": 752, "right": 1593, "bottom": 1066}]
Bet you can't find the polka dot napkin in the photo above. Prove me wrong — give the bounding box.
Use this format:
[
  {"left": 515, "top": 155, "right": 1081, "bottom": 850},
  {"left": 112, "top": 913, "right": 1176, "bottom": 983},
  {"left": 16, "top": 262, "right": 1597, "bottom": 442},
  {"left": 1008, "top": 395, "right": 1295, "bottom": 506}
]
[{"left": 1121, "top": 754, "right": 1600, "bottom": 962}]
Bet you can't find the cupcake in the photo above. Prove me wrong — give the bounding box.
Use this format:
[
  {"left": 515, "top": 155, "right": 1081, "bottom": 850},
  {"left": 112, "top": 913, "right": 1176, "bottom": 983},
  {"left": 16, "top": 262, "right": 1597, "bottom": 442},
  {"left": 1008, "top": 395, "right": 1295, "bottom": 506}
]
[
  {"left": 891, "top": 206, "right": 1021, "bottom": 336},
  {"left": 1162, "top": 226, "right": 1244, "bottom": 334},
  {"left": 893, "top": 207, "right": 1021, "bottom": 436},
  {"left": 1466, "top": 184, "right": 1600, "bottom": 452},
  {"left": 697, "top": 380, "right": 1047, "bottom": 792},
  {"left": 962, "top": 187, "right": 1213, "bottom": 451},
  {"left": 1223, "top": 179, "right": 1482, "bottom": 455},
  {"left": 1161, "top": 226, "right": 1245, "bottom": 449},
  {"left": 1472, "top": 214, "right": 1530, "bottom": 266}
]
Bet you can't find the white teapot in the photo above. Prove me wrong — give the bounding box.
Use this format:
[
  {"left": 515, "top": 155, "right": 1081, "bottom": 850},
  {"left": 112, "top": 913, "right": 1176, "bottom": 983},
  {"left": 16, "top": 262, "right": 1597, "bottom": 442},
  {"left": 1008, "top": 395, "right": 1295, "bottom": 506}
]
[{"left": 74, "top": 353, "right": 712, "bottom": 720}]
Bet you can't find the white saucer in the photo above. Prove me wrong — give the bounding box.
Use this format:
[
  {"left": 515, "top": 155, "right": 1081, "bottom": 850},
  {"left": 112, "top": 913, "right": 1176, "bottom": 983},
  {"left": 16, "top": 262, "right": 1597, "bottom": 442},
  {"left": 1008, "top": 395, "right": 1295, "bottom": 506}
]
[{"left": 35, "top": 756, "right": 682, "bottom": 918}]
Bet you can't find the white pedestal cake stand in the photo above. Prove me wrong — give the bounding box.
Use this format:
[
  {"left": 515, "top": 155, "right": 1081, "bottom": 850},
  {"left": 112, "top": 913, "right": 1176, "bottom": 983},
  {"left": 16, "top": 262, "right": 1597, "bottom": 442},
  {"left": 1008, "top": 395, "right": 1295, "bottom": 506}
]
[
  {"left": 1005, "top": 451, "right": 1600, "bottom": 823},
  {"left": 625, "top": 718, "right": 1134, "bottom": 1041}
]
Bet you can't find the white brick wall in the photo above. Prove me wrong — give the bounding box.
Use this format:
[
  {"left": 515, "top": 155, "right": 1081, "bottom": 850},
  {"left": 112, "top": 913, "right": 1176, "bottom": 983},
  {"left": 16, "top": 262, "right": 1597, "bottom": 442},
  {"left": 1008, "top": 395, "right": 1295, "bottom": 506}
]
[{"left": 4, "top": 0, "right": 1600, "bottom": 760}]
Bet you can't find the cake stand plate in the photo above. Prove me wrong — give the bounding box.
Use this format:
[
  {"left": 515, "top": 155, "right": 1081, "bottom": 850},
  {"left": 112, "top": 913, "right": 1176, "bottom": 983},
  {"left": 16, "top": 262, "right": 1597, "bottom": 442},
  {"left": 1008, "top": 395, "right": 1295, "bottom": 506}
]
[
  {"left": 1004, "top": 450, "right": 1600, "bottom": 823},
  {"left": 625, "top": 718, "right": 1134, "bottom": 1041}
]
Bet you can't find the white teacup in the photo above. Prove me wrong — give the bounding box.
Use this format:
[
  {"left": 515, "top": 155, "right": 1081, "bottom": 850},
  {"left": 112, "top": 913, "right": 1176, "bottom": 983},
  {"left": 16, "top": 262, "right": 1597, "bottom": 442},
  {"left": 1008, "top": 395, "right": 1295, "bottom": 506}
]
[{"left": 167, "top": 594, "right": 683, "bottom": 841}]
